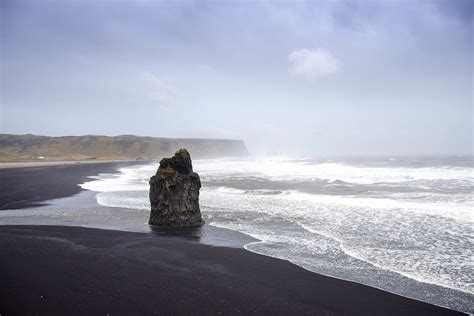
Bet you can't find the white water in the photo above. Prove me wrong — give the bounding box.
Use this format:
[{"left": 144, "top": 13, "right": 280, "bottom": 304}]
[{"left": 80, "top": 156, "right": 474, "bottom": 312}]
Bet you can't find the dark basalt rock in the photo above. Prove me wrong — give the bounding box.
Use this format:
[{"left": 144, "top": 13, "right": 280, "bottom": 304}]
[{"left": 149, "top": 148, "right": 203, "bottom": 228}]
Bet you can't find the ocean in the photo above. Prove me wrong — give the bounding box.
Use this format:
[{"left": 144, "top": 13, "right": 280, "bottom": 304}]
[
  {"left": 1, "top": 156, "right": 471, "bottom": 312},
  {"left": 79, "top": 155, "right": 474, "bottom": 312}
]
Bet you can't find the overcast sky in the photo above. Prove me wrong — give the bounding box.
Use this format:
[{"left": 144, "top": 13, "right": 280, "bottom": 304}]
[{"left": 1, "top": 0, "right": 472, "bottom": 156}]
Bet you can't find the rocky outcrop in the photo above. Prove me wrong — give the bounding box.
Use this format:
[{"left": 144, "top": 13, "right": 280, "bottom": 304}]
[{"left": 148, "top": 148, "right": 203, "bottom": 228}]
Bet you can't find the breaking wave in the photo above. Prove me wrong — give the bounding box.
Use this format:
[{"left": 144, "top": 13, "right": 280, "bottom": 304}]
[{"left": 80, "top": 155, "right": 474, "bottom": 312}]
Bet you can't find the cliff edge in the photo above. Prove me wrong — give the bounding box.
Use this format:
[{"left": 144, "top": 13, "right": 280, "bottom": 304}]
[{"left": 0, "top": 134, "right": 249, "bottom": 162}]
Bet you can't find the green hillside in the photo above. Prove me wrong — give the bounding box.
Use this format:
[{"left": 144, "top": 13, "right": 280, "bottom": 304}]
[{"left": 0, "top": 134, "right": 249, "bottom": 162}]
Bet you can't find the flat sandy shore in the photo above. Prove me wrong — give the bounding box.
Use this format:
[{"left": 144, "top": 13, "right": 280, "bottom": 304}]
[
  {"left": 0, "top": 162, "right": 466, "bottom": 315},
  {"left": 0, "top": 160, "right": 153, "bottom": 209},
  {"left": 0, "top": 225, "right": 464, "bottom": 315}
]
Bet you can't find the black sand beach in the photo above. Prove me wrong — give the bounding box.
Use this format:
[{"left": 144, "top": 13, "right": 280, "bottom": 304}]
[
  {"left": 0, "top": 225, "right": 463, "bottom": 315},
  {"left": 0, "top": 161, "right": 152, "bottom": 210},
  {"left": 0, "top": 162, "right": 466, "bottom": 315}
]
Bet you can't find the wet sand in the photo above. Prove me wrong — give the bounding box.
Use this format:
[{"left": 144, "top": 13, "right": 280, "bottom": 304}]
[
  {"left": 0, "top": 162, "right": 466, "bottom": 315},
  {"left": 0, "top": 160, "right": 153, "bottom": 209},
  {"left": 0, "top": 225, "right": 464, "bottom": 315}
]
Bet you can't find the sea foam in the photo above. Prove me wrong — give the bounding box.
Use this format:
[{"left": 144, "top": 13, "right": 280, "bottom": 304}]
[{"left": 80, "top": 156, "right": 474, "bottom": 312}]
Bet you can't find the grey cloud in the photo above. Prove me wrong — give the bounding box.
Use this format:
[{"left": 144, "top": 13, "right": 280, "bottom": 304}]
[{"left": 1, "top": 0, "right": 472, "bottom": 156}]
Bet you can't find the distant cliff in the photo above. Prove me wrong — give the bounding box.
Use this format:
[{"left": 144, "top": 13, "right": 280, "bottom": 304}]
[{"left": 0, "top": 134, "right": 249, "bottom": 162}]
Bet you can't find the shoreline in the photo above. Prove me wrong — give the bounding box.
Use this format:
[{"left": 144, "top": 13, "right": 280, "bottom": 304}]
[
  {"left": 236, "top": 229, "right": 473, "bottom": 314},
  {"left": 0, "top": 225, "right": 464, "bottom": 315},
  {"left": 0, "top": 161, "right": 469, "bottom": 314},
  {"left": 0, "top": 159, "right": 154, "bottom": 169},
  {"left": 0, "top": 160, "right": 153, "bottom": 209}
]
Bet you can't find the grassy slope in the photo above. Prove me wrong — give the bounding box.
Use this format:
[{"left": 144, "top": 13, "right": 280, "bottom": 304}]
[{"left": 0, "top": 134, "right": 249, "bottom": 162}]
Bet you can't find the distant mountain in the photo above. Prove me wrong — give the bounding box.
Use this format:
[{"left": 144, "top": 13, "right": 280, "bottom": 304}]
[{"left": 0, "top": 134, "right": 249, "bottom": 162}]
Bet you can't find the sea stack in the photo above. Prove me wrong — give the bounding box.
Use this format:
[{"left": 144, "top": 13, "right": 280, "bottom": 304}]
[{"left": 149, "top": 148, "right": 203, "bottom": 228}]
